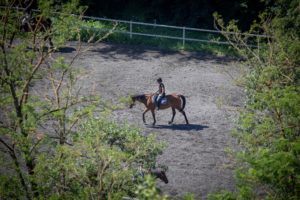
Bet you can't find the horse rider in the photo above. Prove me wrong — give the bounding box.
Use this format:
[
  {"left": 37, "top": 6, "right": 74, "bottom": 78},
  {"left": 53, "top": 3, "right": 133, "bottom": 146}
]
[{"left": 155, "top": 77, "right": 165, "bottom": 110}]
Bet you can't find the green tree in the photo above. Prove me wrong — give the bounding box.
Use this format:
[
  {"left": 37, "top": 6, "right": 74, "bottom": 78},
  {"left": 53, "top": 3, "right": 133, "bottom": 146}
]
[
  {"left": 33, "top": 118, "right": 165, "bottom": 199},
  {"left": 82, "top": 0, "right": 267, "bottom": 29},
  {"left": 211, "top": 0, "right": 300, "bottom": 199},
  {"left": 0, "top": 1, "right": 166, "bottom": 199},
  {"left": 0, "top": 0, "right": 89, "bottom": 198}
]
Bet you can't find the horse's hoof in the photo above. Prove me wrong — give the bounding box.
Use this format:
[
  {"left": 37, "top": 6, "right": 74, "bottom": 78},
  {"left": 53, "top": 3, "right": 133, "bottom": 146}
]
[{"left": 168, "top": 121, "right": 173, "bottom": 124}]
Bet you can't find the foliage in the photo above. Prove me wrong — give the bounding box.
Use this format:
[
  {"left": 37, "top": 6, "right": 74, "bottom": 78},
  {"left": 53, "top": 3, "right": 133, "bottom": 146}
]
[
  {"left": 211, "top": 0, "right": 300, "bottom": 199},
  {"left": 183, "top": 193, "right": 196, "bottom": 200},
  {"left": 135, "top": 175, "right": 169, "bottom": 200},
  {"left": 33, "top": 118, "right": 164, "bottom": 199},
  {"left": 82, "top": 0, "right": 267, "bottom": 30},
  {"left": 0, "top": 0, "right": 90, "bottom": 198},
  {"left": 0, "top": 1, "right": 165, "bottom": 199}
]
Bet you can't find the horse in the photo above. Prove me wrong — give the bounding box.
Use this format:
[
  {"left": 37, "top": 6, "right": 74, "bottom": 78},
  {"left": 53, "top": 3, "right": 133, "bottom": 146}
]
[
  {"left": 130, "top": 93, "right": 189, "bottom": 126},
  {"left": 20, "top": 11, "right": 54, "bottom": 48}
]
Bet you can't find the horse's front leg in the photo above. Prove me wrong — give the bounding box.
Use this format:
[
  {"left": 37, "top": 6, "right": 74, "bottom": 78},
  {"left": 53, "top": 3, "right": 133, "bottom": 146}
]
[
  {"left": 143, "top": 108, "right": 150, "bottom": 124},
  {"left": 151, "top": 109, "right": 156, "bottom": 126}
]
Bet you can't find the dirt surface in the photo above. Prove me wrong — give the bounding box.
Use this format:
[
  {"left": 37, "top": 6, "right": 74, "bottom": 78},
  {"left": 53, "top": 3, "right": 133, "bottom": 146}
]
[{"left": 60, "top": 42, "right": 244, "bottom": 199}]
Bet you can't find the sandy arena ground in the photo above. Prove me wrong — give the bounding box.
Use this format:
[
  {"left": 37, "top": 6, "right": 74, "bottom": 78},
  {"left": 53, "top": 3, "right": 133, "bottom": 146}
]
[{"left": 59, "top": 42, "right": 244, "bottom": 199}]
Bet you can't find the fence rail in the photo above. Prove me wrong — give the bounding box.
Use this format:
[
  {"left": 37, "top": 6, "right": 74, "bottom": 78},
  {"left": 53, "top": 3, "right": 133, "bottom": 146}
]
[
  {"left": 1, "top": 6, "right": 270, "bottom": 47},
  {"left": 80, "top": 15, "right": 270, "bottom": 47}
]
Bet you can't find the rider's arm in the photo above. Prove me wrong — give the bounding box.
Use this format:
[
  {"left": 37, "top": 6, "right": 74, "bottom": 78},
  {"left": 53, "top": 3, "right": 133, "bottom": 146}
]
[
  {"left": 161, "top": 84, "right": 165, "bottom": 94},
  {"left": 156, "top": 85, "right": 161, "bottom": 94}
]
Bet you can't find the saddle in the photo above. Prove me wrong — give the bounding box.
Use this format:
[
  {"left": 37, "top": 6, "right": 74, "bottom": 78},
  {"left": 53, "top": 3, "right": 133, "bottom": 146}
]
[{"left": 152, "top": 95, "right": 168, "bottom": 105}]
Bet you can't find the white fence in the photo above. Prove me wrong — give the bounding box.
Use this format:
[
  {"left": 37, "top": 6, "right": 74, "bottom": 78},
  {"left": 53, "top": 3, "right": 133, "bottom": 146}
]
[
  {"left": 1, "top": 6, "right": 270, "bottom": 48},
  {"left": 80, "top": 15, "right": 270, "bottom": 48}
]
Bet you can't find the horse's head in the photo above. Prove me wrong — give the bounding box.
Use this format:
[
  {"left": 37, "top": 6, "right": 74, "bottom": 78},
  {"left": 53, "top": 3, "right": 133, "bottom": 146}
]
[
  {"left": 129, "top": 95, "right": 136, "bottom": 109},
  {"left": 129, "top": 94, "right": 146, "bottom": 108}
]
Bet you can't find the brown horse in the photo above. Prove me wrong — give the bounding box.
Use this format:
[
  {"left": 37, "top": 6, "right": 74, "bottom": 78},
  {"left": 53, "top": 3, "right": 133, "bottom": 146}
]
[{"left": 130, "top": 93, "right": 189, "bottom": 125}]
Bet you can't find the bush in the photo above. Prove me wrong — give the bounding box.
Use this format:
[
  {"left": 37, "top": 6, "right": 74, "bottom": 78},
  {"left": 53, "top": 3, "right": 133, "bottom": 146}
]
[
  {"left": 0, "top": 1, "right": 166, "bottom": 199},
  {"left": 211, "top": 0, "right": 300, "bottom": 199},
  {"left": 32, "top": 118, "right": 164, "bottom": 199}
]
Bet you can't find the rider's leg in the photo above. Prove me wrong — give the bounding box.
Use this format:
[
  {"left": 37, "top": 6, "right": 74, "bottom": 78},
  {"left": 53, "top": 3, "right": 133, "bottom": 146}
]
[{"left": 156, "top": 95, "right": 162, "bottom": 110}]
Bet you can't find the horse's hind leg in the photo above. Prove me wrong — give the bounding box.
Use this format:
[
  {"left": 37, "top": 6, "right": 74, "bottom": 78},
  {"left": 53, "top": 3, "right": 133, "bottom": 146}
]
[
  {"left": 168, "top": 107, "right": 176, "bottom": 124},
  {"left": 180, "top": 110, "right": 189, "bottom": 124},
  {"left": 151, "top": 109, "right": 156, "bottom": 126}
]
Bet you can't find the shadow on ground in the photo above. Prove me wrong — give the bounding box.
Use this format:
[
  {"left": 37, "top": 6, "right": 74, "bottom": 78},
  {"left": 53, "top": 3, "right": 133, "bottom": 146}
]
[
  {"left": 149, "top": 123, "right": 209, "bottom": 131},
  {"left": 57, "top": 47, "right": 76, "bottom": 53},
  {"left": 90, "top": 42, "right": 239, "bottom": 64}
]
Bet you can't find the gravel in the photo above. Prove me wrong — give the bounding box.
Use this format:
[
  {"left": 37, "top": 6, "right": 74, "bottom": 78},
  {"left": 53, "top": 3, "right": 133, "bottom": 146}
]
[{"left": 59, "top": 42, "right": 244, "bottom": 199}]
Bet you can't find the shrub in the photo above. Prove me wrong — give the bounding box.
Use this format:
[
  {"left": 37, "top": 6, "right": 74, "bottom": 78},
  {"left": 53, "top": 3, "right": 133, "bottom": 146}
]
[{"left": 211, "top": 0, "right": 300, "bottom": 199}]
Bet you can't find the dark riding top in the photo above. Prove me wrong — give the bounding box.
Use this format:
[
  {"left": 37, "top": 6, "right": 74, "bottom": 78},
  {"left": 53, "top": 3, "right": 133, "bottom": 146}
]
[{"left": 158, "top": 83, "right": 165, "bottom": 96}]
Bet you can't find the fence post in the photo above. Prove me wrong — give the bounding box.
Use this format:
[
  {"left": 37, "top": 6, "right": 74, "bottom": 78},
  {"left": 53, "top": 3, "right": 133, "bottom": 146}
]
[
  {"left": 182, "top": 27, "right": 185, "bottom": 48},
  {"left": 130, "top": 21, "right": 132, "bottom": 39}
]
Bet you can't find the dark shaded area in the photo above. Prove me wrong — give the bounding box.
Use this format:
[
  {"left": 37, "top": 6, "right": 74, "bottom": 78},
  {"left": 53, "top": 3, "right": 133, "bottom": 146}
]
[
  {"left": 9, "top": 0, "right": 276, "bottom": 31},
  {"left": 57, "top": 47, "right": 77, "bottom": 53},
  {"left": 150, "top": 124, "right": 209, "bottom": 131},
  {"left": 81, "top": 0, "right": 273, "bottom": 30},
  {"left": 10, "top": 0, "right": 274, "bottom": 30},
  {"left": 90, "top": 42, "right": 240, "bottom": 64}
]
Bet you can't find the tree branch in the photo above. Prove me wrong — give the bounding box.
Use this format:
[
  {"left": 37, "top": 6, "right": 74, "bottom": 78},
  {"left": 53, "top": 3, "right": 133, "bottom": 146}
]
[
  {"left": 0, "top": 138, "right": 33, "bottom": 199},
  {"left": 0, "top": 137, "right": 14, "bottom": 155},
  {"left": 20, "top": 53, "right": 47, "bottom": 106}
]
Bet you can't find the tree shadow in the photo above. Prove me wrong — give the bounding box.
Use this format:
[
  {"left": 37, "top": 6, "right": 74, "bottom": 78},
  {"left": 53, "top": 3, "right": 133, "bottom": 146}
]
[
  {"left": 89, "top": 42, "right": 240, "bottom": 64},
  {"left": 57, "top": 47, "right": 76, "bottom": 53},
  {"left": 90, "top": 42, "right": 182, "bottom": 61},
  {"left": 149, "top": 123, "right": 209, "bottom": 131}
]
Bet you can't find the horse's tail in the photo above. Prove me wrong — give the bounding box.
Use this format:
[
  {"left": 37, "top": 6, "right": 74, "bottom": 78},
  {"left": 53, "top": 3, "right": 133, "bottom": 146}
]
[{"left": 179, "top": 95, "right": 186, "bottom": 111}]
